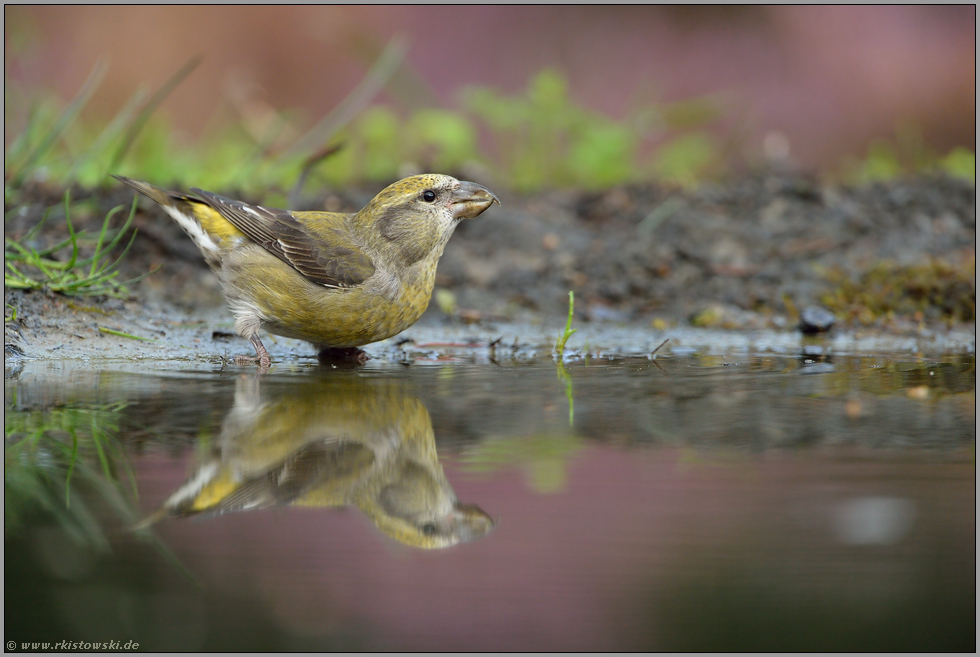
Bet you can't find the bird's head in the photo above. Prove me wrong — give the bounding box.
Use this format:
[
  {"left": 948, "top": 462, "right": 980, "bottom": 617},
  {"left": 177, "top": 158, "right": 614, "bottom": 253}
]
[
  {"left": 360, "top": 459, "right": 497, "bottom": 549},
  {"left": 357, "top": 174, "right": 499, "bottom": 266}
]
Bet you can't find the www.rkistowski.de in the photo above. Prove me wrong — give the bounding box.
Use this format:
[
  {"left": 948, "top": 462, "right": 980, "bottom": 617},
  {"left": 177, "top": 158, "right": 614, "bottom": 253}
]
[{"left": 8, "top": 640, "right": 139, "bottom": 650}]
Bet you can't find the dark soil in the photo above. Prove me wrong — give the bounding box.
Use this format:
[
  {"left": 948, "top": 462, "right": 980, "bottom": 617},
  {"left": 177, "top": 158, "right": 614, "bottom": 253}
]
[{"left": 4, "top": 173, "right": 976, "bottom": 363}]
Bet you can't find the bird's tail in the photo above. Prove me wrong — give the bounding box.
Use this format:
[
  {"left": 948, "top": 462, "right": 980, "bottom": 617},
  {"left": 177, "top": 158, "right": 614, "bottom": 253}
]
[{"left": 113, "top": 175, "right": 221, "bottom": 256}]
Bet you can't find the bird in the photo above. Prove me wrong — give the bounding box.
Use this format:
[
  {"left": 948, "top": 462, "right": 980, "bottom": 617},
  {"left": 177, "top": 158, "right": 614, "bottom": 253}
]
[
  {"left": 113, "top": 174, "right": 498, "bottom": 366},
  {"left": 133, "top": 374, "right": 496, "bottom": 549}
]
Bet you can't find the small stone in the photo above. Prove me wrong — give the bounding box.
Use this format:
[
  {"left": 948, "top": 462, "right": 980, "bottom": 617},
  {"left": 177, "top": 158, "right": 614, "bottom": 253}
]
[{"left": 799, "top": 305, "right": 836, "bottom": 333}]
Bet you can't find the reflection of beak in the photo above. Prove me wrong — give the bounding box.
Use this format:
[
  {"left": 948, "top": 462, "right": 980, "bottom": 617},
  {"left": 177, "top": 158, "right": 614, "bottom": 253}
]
[
  {"left": 452, "top": 502, "right": 497, "bottom": 543},
  {"left": 452, "top": 181, "right": 500, "bottom": 220}
]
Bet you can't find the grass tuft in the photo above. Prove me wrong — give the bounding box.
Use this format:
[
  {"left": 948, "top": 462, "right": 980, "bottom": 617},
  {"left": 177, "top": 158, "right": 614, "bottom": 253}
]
[{"left": 4, "top": 192, "right": 155, "bottom": 297}]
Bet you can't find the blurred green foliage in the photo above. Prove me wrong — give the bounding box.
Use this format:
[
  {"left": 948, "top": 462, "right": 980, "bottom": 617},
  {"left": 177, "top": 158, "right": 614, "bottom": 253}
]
[
  {"left": 839, "top": 123, "right": 976, "bottom": 185},
  {"left": 6, "top": 65, "right": 728, "bottom": 196},
  {"left": 460, "top": 432, "right": 583, "bottom": 494},
  {"left": 6, "top": 63, "right": 973, "bottom": 199},
  {"left": 460, "top": 70, "right": 725, "bottom": 190}
]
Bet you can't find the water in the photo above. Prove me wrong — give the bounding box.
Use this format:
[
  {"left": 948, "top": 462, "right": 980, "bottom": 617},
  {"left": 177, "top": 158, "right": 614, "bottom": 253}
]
[{"left": 5, "top": 354, "right": 975, "bottom": 651}]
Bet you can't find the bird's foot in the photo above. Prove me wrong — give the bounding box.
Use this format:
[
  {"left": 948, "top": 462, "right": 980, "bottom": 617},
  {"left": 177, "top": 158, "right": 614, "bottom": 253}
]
[
  {"left": 233, "top": 353, "right": 272, "bottom": 369},
  {"left": 317, "top": 347, "right": 369, "bottom": 366},
  {"left": 233, "top": 335, "right": 272, "bottom": 369}
]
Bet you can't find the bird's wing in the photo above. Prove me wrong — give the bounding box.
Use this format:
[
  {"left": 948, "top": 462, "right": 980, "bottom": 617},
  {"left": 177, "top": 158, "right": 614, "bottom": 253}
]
[
  {"left": 190, "top": 189, "right": 375, "bottom": 289},
  {"left": 151, "top": 441, "right": 377, "bottom": 522}
]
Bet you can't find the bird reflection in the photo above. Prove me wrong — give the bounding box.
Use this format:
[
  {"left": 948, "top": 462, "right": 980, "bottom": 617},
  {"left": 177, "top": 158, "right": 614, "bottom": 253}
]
[{"left": 139, "top": 375, "right": 495, "bottom": 549}]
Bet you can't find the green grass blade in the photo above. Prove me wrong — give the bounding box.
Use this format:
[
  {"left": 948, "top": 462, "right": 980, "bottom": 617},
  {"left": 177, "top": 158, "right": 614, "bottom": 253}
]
[
  {"left": 65, "top": 428, "right": 79, "bottom": 508},
  {"left": 34, "top": 233, "right": 81, "bottom": 259},
  {"left": 4, "top": 237, "right": 37, "bottom": 261},
  {"left": 107, "top": 263, "right": 160, "bottom": 290},
  {"left": 87, "top": 223, "right": 139, "bottom": 283},
  {"left": 89, "top": 416, "right": 114, "bottom": 482},
  {"left": 4, "top": 262, "right": 43, "bottom": 289},
  {"left": 134, "top": 530, "right": 204, "bottom": 588},
  {"left": 555, "top": 290, "right": 578, "bottom": 356},
  {"left": 556, "top": 361, "right": 575, "bottom": 427},
  {"left": 60, "top": 191, "right": 81, "bottom": 273},
  {"left": 98, "top": 327, "right": 156, "bottom": 342},
  {"left": 88, "top": 198, "right": 138, "bottom": 276},
  {"left": 12, "top": 205, "right": 53, "bottom": 244},
  {"left": 115, "top": 440, "right": 141, "bottom": 502},
  {"left": 4, "top": 99, "right": 41, "bottom": 169},
  {"left": 88, "top": 205, "right": 123, "bottom": 277},
  {"left": 4, "top": 238, "right": 59, "bottom": 280}
]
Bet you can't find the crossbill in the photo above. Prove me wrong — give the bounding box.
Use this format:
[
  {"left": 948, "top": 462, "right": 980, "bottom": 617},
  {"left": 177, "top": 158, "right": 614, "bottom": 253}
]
[
  {"left": 135, "top": 375, "right": 496, "bottom": 549},
  {"left": 114, "top": 174, "right": 498, "bottom": 366}
]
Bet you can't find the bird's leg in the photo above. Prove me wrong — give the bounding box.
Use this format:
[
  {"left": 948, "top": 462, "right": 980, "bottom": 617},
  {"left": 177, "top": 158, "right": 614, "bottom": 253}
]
[
  {"left": 251, "top": 335, "right": 272, "bottom": 368},
  {"left": 234, "top": 334, "right": 272, "bottom": 368}
]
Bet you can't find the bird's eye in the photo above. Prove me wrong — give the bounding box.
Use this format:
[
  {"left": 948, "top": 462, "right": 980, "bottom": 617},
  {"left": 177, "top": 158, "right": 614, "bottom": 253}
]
[
  {"left": 421, "top": 190, "right": 437, "bottom": 203},
  {"left": 421, "top": 523, "right": 438, "bottom": 536}
]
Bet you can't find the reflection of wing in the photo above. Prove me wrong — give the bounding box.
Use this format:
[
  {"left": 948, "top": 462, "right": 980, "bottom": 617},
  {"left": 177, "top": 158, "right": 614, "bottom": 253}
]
[{"left": 137, "top": 441, "right": 375, "bottom": 527}]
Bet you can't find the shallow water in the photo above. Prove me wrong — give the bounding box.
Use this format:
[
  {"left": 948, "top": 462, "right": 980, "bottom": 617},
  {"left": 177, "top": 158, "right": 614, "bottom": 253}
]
[{"left": 4, "top": 353, "right": 975, "bottom": 651}]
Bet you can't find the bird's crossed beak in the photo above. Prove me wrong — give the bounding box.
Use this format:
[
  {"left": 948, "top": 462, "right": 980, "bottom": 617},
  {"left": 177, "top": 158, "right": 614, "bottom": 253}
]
[
  {"left": 450, "top": 502, "right": 497, "bottom": 543},
  {"left": 451, "top": 181, "right": 500, "bottom": 220}
]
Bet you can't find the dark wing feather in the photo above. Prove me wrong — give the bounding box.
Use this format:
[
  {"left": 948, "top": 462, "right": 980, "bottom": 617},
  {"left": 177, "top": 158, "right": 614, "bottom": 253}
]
[
  {"left": 179, "top": 442, "right": 375, "bottom": 520},
  {"left": 190, "top": 189, "right": 374, "bottom": 288}
]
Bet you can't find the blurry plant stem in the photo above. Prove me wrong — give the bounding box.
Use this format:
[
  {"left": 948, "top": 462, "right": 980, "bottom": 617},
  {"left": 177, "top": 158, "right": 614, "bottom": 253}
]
[
  {"left": 650, "top": 338, "right": 670, "bottom": 376},
  {"left": 66, "top": 87, "right": 149, "bottom": 185},
  {"left": 282, "top": 34, "right": 408, "bottom": 161},
  {"left": 289, "top": 142, "right": 345, "bottom": 207},
  {"left": 555, "top": 290, "right": 577, "bottom": 357},
  {"left": 7, "top": 58, "right": 108, "bottom": 188},
  {"left": 108, "top": 56, "right": 202, "bottom": 179},
  {"left": 553, "top": 290, "right": 578, "bottom": 426}
]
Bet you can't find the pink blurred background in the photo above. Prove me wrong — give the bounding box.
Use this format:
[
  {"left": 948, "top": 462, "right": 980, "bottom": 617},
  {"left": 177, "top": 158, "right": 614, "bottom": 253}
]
[{"left": 5, "top": 5, "right": 976, "bottom": 171}]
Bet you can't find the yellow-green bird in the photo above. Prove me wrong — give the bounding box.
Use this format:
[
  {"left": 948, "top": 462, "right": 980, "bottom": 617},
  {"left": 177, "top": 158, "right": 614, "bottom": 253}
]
[{"left": 114, "top": 174, "right": 498, "bottom": 366}]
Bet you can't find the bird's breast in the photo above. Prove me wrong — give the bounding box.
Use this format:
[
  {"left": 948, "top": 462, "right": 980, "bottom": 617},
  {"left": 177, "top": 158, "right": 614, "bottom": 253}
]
[{"left": 252, "top": 268, "right": 433, "bottom": 348}]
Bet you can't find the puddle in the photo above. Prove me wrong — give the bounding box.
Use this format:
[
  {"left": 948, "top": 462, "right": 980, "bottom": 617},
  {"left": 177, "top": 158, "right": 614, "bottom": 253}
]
[{"left": 4, "top": 354, "right": 975, "bottom": 651}]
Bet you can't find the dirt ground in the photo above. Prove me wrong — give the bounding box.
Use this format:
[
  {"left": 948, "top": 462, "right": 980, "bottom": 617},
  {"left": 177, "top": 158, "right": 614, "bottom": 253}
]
[{"left": 4, "top": 173, "right": 976, "bottom": 365}]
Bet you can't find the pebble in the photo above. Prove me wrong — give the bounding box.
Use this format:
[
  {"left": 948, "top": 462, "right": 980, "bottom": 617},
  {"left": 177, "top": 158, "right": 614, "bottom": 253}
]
[{"left": 799, "top": 305, "right": 837, "bottom": 334}]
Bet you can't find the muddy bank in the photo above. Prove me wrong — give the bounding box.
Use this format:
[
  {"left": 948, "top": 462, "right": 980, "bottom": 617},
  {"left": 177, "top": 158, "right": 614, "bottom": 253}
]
[{"left": 4, "top": 173, "right": 975, "bottom": 366}]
